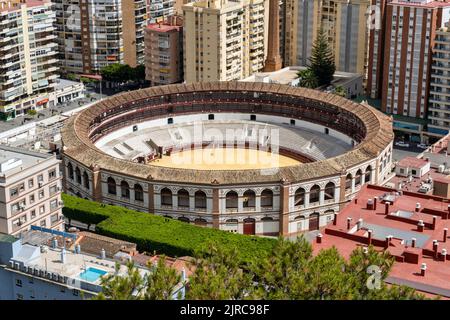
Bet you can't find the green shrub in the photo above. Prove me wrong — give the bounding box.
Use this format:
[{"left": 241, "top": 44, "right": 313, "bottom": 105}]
[{"left": 62, "top": 194, "right": 276, "bottom": 265}]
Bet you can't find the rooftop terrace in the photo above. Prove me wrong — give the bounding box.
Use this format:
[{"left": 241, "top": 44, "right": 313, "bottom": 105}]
[{"left": 312, "top": 184, "right": 450, "bottom": 297}]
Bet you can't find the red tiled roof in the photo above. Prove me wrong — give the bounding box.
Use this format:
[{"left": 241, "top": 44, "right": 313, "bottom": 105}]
[{"left": 312, "top": 184, "right": 450, "bottom": 296}]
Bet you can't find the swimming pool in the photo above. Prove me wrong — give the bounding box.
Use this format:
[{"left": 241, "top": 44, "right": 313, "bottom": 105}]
[{"left": 78, "top": 267, "right": 108, "bottom": 282}]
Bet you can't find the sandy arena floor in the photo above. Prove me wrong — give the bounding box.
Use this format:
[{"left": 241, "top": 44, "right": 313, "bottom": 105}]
[{"left": 149, "top": 148, "right": 301, "bottom": 170}]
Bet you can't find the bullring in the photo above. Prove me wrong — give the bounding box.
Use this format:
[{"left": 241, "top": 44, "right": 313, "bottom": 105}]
[{"left": 61, "top": 81, "right": 394, "bottom": 236}]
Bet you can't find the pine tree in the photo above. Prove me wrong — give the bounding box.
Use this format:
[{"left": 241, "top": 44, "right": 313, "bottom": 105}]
[
  {"left": 144, "top": 255, "right": 182, "bottom": 300},
  {"left": 309, "top": 28, "right": 336, "bottom": 87}
]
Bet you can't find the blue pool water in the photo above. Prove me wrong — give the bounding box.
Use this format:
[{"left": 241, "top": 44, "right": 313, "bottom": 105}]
[{"left": 78, "top": 267, "right": 107, "bottom": 282}]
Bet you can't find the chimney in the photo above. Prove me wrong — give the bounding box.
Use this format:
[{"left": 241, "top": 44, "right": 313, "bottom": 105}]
[
  {"left": 373, "top": 197, "right": 377, "bottom": 210},
  {"left": 385, "top": 202, "right": 390, "bottom": 215},
  {"left": 52, "top": 238, "right": 58, "bottom": 249},
  {"left": 432, "top": 216, "right": 437, "bottom": 230},
  {"left": 347, "top": 217, "right": 352, "bottom": 230},
  {"left": 333, "top": 212, "right": 338, "bottom": 226},
  {"left": 367, "top": 229, "right": 373, "bottom": 245},
  {"left": 366, "top": 198, "right": 373, "bottom": 210},
  {"left": 420, "top": 263, "right": 427, "bottom": 276},
  {"left": 417, "top": 220, "right": 425, "bottom": 232},
  {"left": 357, "top": 218, "right": 363, "bottom": 231},
  {"left": 355, "top": 198, "right": 358, "bottom": 204},
  {"left": 61, "top": 248, "right": 66, "bottom": 264},
  {"left": 415, "top": 202, "right": 421, "bottom": 212},
  {"left": 444, "top": 228, "right": 448, "bottom": 242},
  {"left": 385, "top": 235, "right": 392, "bottom": 249},
  {"left": 442, "top": 249, "right": 447, "bottom": 262},
  {"left": 316, "top": 233, "right": 323, "bottom": 244},
  {"left": 100, "top": 248, "right": 106, "bottom": 260},
  {"left": 433, "top": 240, "right": 439, "bottom": 259},
  {"left": 411, "top": 237, "right": 416, "bottom": 248},
  {"left": 263, "top": 0, "right": 282, "bottom": 72}
]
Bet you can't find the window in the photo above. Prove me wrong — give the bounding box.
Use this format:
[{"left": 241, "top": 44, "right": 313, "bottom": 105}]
[
  {"left": 194, "top": 191, "right": 207, "bottom": 209},
  {"left": 107, "top": 177, "right": 116, "bottom": 195},
  {"left": 83, "top": 172, "right": 89, "bottom": 189},
  {"left": 250, "top": 114, "right": 256, "bottom": 121},
  {"left": 261, "top": 189, "right": 273, "bottom": 207},
  {"left": 40, "top": 219, "right": 46, "bottom": 227},
  {"left": 31, "top": 210, "right": 36, "bottom": 219},
  {"left": 72, "top": 289, "right": 79, "bottom": 296},
  {"left": 11, "top": 199, "right": 26, "bottom": 214},
  {"left": 177, "top": 189, "right": 190, "bottom": 208},
  {"left": 48, "top": 169, "right": 56, "bottom": 180},
  {"left": 38, "top": 190, "right": 45, "bottom": 199},
  {"left": 28, "top": 179, "right": 34, "bottom": 188},
  {"left": 30, "top": 194, "right": 35, "bottom": 204},
  {"left": 49, "top": 184, "right": 57, "bottom": 195},
  {"left": 37, "top": 174, "right": 43, "bottom": 183},
  {"left": 16, "top": 279, "right": 22, "bottom": 287},
  {"left": 324, "top": 182, "right": 335, "bottom": 200},
  {"left": 412, "top": 169, "right": 417, "bottom": 175},
  {"left": 134, "top": 184, "right": 143, "bottom": 202},
  {"left": 309, "top": 185, "right": 321, "bottom": 204},
  {"left": 225, "top": 191, "right": 238, "bottom": 209},
  {"left": 50, "top": 213, "right": 59, "bottom": 225},
  {"left": 68, "top": 163, "right": 74, "bottom": 180},
  {"left": 294, "top": 188, "right": 306, "bottom": 206},
  {"left": 121, "top": 181, "right": 130, "bottom": 199},
  {"left": 161, "top": 188, "right": 173, "bottom": 206},
  {"left": 39, "top": 205, "right": 45, "bottom": 214},
  {"left": 50, "top": 199, "right": 58, "bottom": 211}
]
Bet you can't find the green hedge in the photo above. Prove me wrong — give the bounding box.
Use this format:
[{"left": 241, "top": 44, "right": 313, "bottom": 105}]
[{"left": 62, "top": 194, "right": 276, "bottom": 264}]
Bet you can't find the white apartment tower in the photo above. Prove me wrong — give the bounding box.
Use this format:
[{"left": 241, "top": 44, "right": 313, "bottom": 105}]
[
  {"left": 429, "top": 25, "right": 450, "bottom": 137},
  {"left": 183, "top": 0, "right": 269, "bottom": 83},
  {"left": 0, "top": 0, "right": 59, "bottom": 120}
]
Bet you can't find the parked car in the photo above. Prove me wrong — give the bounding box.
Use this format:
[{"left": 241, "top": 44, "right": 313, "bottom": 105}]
[
  {"left": 394, "top": 141, "right": 410, "bottom": 148},
  {"left": 417, "top": 143, "right": 429, "bottom": 149}
]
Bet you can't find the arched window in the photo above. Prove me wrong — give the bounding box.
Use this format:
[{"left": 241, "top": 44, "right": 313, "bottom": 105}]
[
  {"left": 195, "top": 191, "right": 207, "bottom": 209},
  {"left": 294, "top": 188, "right": 305, "bottom": 206},
  {"left": 177, "top": 189, "right": 190, "bottom": 208},
  {"left": 83, "top": 171, "right": 89, "bottom": 189},
  {"left": 345, "top": 173, "right": 352, "bottom": 191},
  {"left": 75, "top": 167, "right": 81, "bottom": 184},
  {"left": 161, "top": 188, "right": 172, "bottom": 206},
  {"left": 243, "top": 190, "right": 256, "bottom": 209},
  {"left": 324, "top": 182, "right": 335, "bottom": 200},
  {"left": 309, "top": 185, "right": 320, "bottom": 204},
  {"left": 261, "top": 217, "right": 274, "bottom": 221},
  {"left": 194, "top": 218, "right": 207, "bottom": 226},
  {"left": 261, "top": 189, "right": 273, "bottom": 208},
  {"left": 365, "top": 166, "right": 372, "bottom": 184},
  {"left": 178, "top": 217, "right": 190, "bottom": 223},
  {"left": 134, "top": 184, "right": 143, "bottom": 201},
  {"left": 107, "top": 177, "right": 116, "bottom": 195},
  {"left": 121, "top": 181, "right": 130, "bottom": 199},
  {"left": 226, "top": 191, "right": 238, "bottom": 209},
  {"left": 68, "top": 163, "right": 74, "bottom": 180},
  {"left": 355, "top": 169, "right": 362, "bottom": 186}
]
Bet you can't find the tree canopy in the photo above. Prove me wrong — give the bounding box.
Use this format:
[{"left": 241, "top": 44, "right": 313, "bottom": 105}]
[
  {"left": 298, "top": 28, "right": 336, "bottom": 89},
  {"left": 100, "top": 63, "right": 146, "bottom": 83},
  {"left": 94, "top": 237, "right": 427, "bottom": 300}
]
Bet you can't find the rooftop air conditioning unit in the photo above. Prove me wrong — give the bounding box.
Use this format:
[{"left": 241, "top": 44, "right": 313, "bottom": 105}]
[{"left": 9, "top": 261, "right": 14, "bottom": 268}]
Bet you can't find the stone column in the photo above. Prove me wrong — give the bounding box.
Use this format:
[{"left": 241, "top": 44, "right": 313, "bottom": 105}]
[
  {"left": 351, "top": 178, "right": 356, "bottom": 193},
  {"left": 319, "top": 188, "right": 325, "bottom": 205},
  {"left": 148, "top": 183, "right": 154, "bottom": 212},
  {"left": 91, "top": 166, "right": 102, "bottom": 202},
  {"left": 189, "top": 194, "right": 195, "bottom": 212},
  {"left": 263, "top": 0, "right": 283, "bottom": 72},
  {"left": 279, "top": 183, "right": 290, "bottom": 236},
  {"left": 212, "top": 189, "right": 220, "bottom": 229},
  {"left": 255, "top": 194, "right": 261, "bottom": 212}
]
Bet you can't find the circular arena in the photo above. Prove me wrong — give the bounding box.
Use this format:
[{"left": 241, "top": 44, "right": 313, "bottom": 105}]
[{"left": 61, "top": 82, "right": 394, "bottom": 236}]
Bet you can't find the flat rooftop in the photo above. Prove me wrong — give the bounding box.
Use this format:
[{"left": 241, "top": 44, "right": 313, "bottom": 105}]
[
  {"left": 387, "top": 167, "right": 448, "bottom": 194},
  {"left": 0, "top": 145, "right": 54, "bottom": 178},
  {"left": 398, "top": 156, "right": 429, "bottom": 168},
  {"left": 241, "top": 67, "right": 301, "bottom": 86},
  {"left": 312, "top": 184, "right": 450, "bottom": 297}
]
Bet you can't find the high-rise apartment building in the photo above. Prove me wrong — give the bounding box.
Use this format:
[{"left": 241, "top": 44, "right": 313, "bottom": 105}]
[
  {"left": 54, "top": 0, "right": 147, "bottom": 75},
  {"left": 144, "top": 15, "right": 183, "bottom": 86},
  {"left": 283, "top": 0, "right": 370, "bottom": 75},
  {"left": 148, "top": 0, "right": 175, "bottom": 22},
  {"left": 0, "top": 0, "right": 59, "bottom": 120},
  {"left": 381, "top": 0, "right": 450, "bottom": 120},
  {"left": 183, "top": 0, "right": 269, "bottom": 83},
  {"left": 428, "top": 25, "right": 450, "bottom": 137}
]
